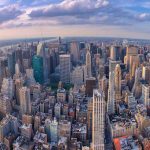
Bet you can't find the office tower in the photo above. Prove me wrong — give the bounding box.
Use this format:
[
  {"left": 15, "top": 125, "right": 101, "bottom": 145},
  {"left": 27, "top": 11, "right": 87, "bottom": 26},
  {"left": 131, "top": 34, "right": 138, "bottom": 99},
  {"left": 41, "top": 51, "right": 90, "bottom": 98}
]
[
  {"left": 127, "top": 93, "right": 137, "bottom": 109},
  {"left": 100, "top": 75, "right": 108, "bottom": 102},
  {"left": 109, "top": 59, "right": 121, "bottom": 73},
  {"left": 132, "top": 68, "right": 141, "bottom": 94},
  {"left": 107, "top": 72, "right": 115, "bottom": 114},
  {"left": 0, "top": 95, "right": 12, "bottom": 115},
  {"left": 59, "top": 54, "right": 71, "bottom": 83},
  {"left": 92, "top": 90, "right": 105, "bottom": 150},
  {"left": 14, "top": 49, "right": 23, "bottom": 72},
  {"left": 34, "top": 115, "right": 41, "bottom": 132},
  {"left": 114, "top": 64, "right": 122, "bottom": 103},
  {"left": 87, "top": 98, "right": 93, "bottom": 141},
  {"left": 129, "top": 55, "right": 139, "bottom": 79},
  {"left": 26, "top": 69, "right": 36, "bottom": 86},
  {"left": 85, "top": 77, "right": 96, "bottom": 97},
  {"left": 70, "top": 66, "right": 84, "bottom": 85},
  {"left": 0, "top": 58, "right": 7, "bottom": 87},
  {"left": 7, "top": 52, "right": 15, "bottom": 77},
  {"left": 0, "top": 115, "right": 19, "bottom": 142},
  {"left": 1, "top": 77, "right": 14, "bottom": 99},
  {"left": 124, "top": 46, "right": 138, "bottom": 69},
  {"left": 142, "top": 85, "right": 150, "bottom": 107},
  {"left": 110, "top": 46, "right": 120, "bottom": 61},
  {"left": 142, "top": 66, "right": 150, "bottom": 83},
  {"left": 13, "top": 61, "right": 22, "bottom": 80},
  {"left": 32, "top": 55, "right": 44, "bottom": 84},
  {"left": 99, "top": 65, "right": 104, "bottom": 80},
  {"left": 37, "top": 42, "right": 50, "bottom": 83},
  {"left": 22, "top": 49, "right": 31, "bottom": 72},
  {"left": 19, "top": 87, "right": 31, "bottom": 115},
  {"left": 86, "top": 49, "right": 92, "bottom": 78},
  {"left": 50, "top": 118, "right": 58, "bottom": 143},
  {"left": 14, "top": 78, "right": 23, "bottom": 105},
  {"left": 70, "top": 41, "right": 80, "bottom": 65},
  {"left": 54, "top": 103, "right": 61, "bottom": 119}
]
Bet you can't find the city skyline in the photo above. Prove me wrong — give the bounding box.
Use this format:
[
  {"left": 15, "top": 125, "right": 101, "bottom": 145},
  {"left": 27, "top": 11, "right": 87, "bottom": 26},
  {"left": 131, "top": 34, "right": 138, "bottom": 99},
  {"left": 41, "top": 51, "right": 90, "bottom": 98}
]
[{"left": 1, "top": 0, "right": 150, "bottom": 40}]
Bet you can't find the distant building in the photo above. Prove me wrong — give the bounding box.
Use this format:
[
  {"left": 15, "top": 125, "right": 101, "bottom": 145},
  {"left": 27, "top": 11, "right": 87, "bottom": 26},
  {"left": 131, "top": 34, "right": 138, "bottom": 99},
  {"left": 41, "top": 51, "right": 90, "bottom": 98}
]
[
  {"left": 1, "top": 77, "right": 14, "bottom": 99},
  {"left": 70, "top": 41, "right": 80, "bottom": 65},
  {"left": 85, "top": 77, "right": 96, "bottom": 97},
  {"left": 50, "top": 118, "right": 58, "bottom": 143},
  {"left": 142, "top": 84, "right": 150, "bottom": 107},
  {"left": 19, "top": 87, "right": 31, "bottom": 115},
  {"left": 32, "top": 55, "right": 44, "bottom": 84},
  {"left": 59, "top": 54, "right": 71, "bottom": 83},
  {"left": 86, "top": 49, "right": 92, "bottom": 78}
]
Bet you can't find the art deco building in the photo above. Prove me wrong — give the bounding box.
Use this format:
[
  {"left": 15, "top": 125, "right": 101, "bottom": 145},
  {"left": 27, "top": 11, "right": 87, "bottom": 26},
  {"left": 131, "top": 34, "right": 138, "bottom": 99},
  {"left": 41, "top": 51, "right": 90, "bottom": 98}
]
[
  {"left": 114, "top": 64, "right": 122, "bottom": 103},
  {"left": 86, "top": 49, "right": 92, "bottom": 78},
  {"left": 92, "top": 90, "right": 105, "bottom": 150}
]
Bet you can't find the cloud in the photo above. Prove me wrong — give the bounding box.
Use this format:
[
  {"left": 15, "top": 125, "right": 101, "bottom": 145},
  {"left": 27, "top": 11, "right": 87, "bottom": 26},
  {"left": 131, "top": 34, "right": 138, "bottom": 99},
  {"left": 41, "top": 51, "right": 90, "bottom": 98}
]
[
  {"left": 29, "top": 0, "right": 109, "bottom": 18},
  {"left": 137, "top": 13, "right": 150, "bottom": 21},
  {"left": 0, "top": 5, "right": 23, "bottom": 24}
]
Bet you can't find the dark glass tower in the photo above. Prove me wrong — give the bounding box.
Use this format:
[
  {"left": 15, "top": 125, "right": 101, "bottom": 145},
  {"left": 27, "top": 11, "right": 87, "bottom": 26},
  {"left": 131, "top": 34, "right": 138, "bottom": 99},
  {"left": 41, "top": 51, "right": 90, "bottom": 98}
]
[{"left": 32, "top": 55, "right": 44, "bottom": 84}]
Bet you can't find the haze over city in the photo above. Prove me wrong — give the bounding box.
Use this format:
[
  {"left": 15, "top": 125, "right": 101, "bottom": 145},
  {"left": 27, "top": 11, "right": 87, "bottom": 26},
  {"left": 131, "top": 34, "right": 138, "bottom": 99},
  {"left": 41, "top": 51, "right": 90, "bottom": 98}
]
[{"left": 1, "top": 0, "right": 150, "bottom": 39}]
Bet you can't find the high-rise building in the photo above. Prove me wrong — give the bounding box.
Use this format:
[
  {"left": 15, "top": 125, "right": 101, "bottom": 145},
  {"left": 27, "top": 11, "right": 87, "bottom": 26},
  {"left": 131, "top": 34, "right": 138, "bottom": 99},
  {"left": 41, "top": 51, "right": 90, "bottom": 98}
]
[
  {"left": 37, "top": 42, "right": 50, "bottom": 83},
  {"left": 50, "top": 118, "right": 58, "bottom": 143},
  {"left": 92, "top": 90, "right": 105, "bottom": 150},
  {"left": 59, "top": 54, "right": 71, "bottom": 83},
  {"left": 124, "top": 46, "right": 138, "bottom": 69},
  {"left": 142, "top": 66, "right": 150, "bottom": 83},
  {"left": 110, "top": 46, "right": 120, "bottom": 61},
  {"left": 26, "top": 69, "right": 36, "bottom": 86},
  {"left": 86, "top": 49, "right": 92, "bottom": 78},
  {"left": 0, "top": 115, "right": 19, "bottom": 142},
  {"left": 142, "top": 85, "right": 150, "bottom": 107},
  {"left": 14, "top": 78, "right": 23, "bottom": 105},
  {"left": 70, "top": 66, "right": 84, "bottom": 85},
  {"left": 87, "top": 98, "right": 93, "bottom": 141},
  {"left": 85, "top": 77, "right": 96, "bottom": 97},
  {"left": 70, "top": 41, "right": 80, "bottom": 65},
  {"left": 109, "top": 59, "right": 121, "bottom": 73},
  {"left": 7, "top": 51, "right": 15, "bottom": 77},
  {"left": 114, "top": 64, "right": 122, "bottom": 103},
  {"left": 19, "top": 87, "right": 31, "bottom": 115},
  {"left": 1, "top": 77, "right": 14, "bottom": 99},
  {"left": 0, "top": 95, "right": 12, "bottom": 115},
  {"left": 32, "top": 55, "right": 44, "bottom": 84},
  {"left": 107, "top": 72, "right": 115, "bottom": 114}
]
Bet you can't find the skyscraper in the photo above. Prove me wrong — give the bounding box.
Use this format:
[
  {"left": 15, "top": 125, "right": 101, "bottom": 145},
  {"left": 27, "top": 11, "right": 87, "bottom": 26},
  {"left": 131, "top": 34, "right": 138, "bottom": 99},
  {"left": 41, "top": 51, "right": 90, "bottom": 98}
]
[
  {"left": 142, "top": 85, "right": 150, "bottom": 107},
  {"left": 86, "top": 49, "right": 92, "bottom": 78},
  {"left": 70, "top": 41, "right": 80, "bottom": 65},
  {"left": 32, "top": 55, "right": 44, "bottom": 84},
  {"left": 107, "top": 72, "right": 115, "bottom": 114},
  {"left": 92, "top": 90, "right": 105, "bottom": 150},
  {"left": 1, "top": 77, "right": 14, "bottom": 99},
  {"left": 59, "top": 54, "right": 71, "bottom": 83},
  {"left": 110, "top": 46, "right": 120, "bottom": 61},
  {"left": 19, "top": 87, "right": 31, "bottom": 115},
  {"left": 114, "top": 64, "right": 122, "bottom": 103},
  {"left": 37, "top": 42, "right": 50, "bottom": 83}
]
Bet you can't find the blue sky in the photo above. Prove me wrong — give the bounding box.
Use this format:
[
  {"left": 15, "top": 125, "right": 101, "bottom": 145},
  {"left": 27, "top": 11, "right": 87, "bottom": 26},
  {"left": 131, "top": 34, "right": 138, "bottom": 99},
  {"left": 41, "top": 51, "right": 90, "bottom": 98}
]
[{"left": 0, "top": 0, "right": 150, "bottom": 39}]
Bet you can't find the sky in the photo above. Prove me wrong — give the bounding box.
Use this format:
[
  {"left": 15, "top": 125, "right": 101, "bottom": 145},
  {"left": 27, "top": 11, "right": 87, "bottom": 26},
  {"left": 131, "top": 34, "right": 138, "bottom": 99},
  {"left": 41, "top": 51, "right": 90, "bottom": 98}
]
[{"left": 0, "top": 0, "right": 150, "bottom": 40}]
